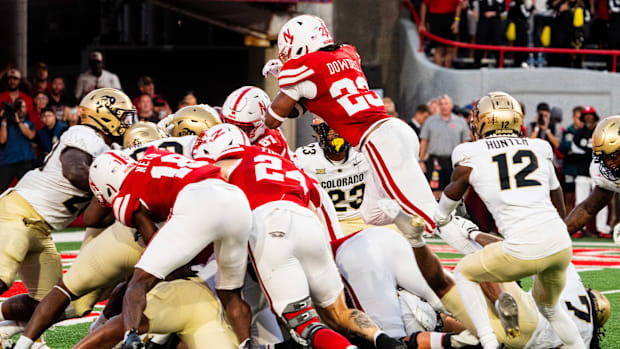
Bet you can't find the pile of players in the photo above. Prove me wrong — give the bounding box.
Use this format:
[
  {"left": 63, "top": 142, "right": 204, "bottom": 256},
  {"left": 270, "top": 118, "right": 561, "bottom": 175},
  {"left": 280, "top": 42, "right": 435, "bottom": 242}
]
[{"left": 0, "top": 13, "right": 617, "bottom": 349}]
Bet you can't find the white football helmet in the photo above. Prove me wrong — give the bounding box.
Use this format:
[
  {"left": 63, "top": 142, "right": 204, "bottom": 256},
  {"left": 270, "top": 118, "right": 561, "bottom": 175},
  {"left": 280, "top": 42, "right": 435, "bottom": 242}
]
[
  {"left": 277, "top": 14, "right": 334, "bottom": 63},
  {"left": 220, "top": 86, "right": 271, "bottom": 142},
  {"left": 89, "top": 150, "right": 136, "bottom": 206},
  {"left": 192, "top": 124, "right": 250, "bottom": 161}
]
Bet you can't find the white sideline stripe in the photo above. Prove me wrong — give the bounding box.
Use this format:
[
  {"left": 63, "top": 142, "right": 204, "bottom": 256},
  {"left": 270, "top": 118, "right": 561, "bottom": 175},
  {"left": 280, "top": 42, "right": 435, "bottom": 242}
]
[
  {"left": 601, "top": 289, "right": 620, "bottom": 295},
  {"left": 53, "top": 316, "right": 97, "bottom": 327},
  {"left": 572, "top": 241, "right": 619, "bottom": 247},
  {"left": 52, "top": 231, "right": 85, "bottom": 243}
]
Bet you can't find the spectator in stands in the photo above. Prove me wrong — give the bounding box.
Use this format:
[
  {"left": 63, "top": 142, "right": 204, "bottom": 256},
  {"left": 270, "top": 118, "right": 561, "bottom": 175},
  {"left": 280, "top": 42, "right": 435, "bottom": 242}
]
[
  {"left": 473, "top": 0, "right": 505, "bottom": 67},
  {"left": 508, "top": 0, "right": 534, "bottom": 66},
  {"left": 549, "top": 0, "right": 587, "bottom": 67},
  {"left": 36, "top": 107, "right": 67, "bottom": 156},
  {"left": 418, "top": 0, "right": 463, "bottom": 67},
  {"left": 428, "top": 97, "right": 440, "bottom": 115},
  {"left": 0, "top": 68, "right": 34, "bottom": 117},
  {"left": 609, "top": 0, "right": 620, "bottom": 69},
  {"left": 48, "top": 76, "right": 75, "bottom": 121},
  {"left": 527, "top": 102, "right": 560, "bottom": 149},
  {"left": 408, "top": 103, "right": 431, "bottom": 136},
  {"left": 383, "top": 97, "right": 399, "bottom": 117},
  {"left": 64, "top": 106, "right": 80, "bottom": 127},
  {"left": 0, "top": 99, "right": 36, "bottom": 192},
  {"left": 30, "top": 62, "right": 49, "bottom": 96},
  {"left": 136, "top": 93, "right": 158, "bottom": 123},
  {"left": 133, "top": 76, "right": 172, "bottom": 118},
  {"left": 177, "top": 91, "right": 198, "bottom": 110},
  {"left": 572, "top": 106, "right": 611, "bottom": 237},
  {"left": 590, "top": 0, "right": 609, "bottom": 49},
  {"left": 419, "top": 94, "right": 470, "bottom": 199},
  {"left": 30, "top": 91, "right": 50, "bottom": 131},
  {"left": 75, "top": 51, "right": 122, "bottom": 100},
  {"left": 559, "top": 106, "right": 584, "bottom": 216}
]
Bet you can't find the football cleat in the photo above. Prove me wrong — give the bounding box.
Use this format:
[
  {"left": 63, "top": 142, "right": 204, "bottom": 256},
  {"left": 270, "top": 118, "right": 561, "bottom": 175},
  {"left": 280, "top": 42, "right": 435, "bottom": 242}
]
[
  {"left": 495, "top": 292, "right": 520, "bottom": 339},
  {"left": 378, "top": 199, "right": 425, "bottom": 247}
]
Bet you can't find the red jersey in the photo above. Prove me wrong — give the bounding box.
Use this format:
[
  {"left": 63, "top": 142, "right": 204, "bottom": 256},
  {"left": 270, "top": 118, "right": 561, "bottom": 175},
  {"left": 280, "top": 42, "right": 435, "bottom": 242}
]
[
  {"left": 423, "top": 0, "right": 461, "bottom": 14},
  {"left": 215, "top": 145, "right": 315, "bottom": 210},
  {"left": 278, "top": 45, "right": 390, "bottom": 147},
  {"left": 112, "top": 147, "right": 222, "bottom": 226},
  {"left": 254, "top": 128, "right": 292, "bottom": 161}
]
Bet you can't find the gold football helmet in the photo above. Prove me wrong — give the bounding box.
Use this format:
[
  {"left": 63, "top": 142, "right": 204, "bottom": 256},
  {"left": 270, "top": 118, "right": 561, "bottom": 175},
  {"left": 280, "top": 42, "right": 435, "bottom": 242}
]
[
  {"left": 589, "top": 289, "right": 611, "bottom": 326},
  {"left": 472, "top": 91, "right": 523, "bottom": 139},
  {"left": 592, "top": 115, "right": 620, "bottom": 181},
  {"left": 170, "top": 104, "right": 221, "bottom": 137},
  {"left": 123, "top": 121, "right": 166, "bottom": 149},
  {"left": 79, "top": 88, "right": 137, "bottom": 137}
]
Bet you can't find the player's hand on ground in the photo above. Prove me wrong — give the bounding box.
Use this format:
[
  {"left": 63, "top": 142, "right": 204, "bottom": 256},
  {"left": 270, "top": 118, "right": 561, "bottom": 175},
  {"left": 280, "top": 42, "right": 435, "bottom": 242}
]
[{"left": 262, "top": 59, "right": 283, "bottom": 78}]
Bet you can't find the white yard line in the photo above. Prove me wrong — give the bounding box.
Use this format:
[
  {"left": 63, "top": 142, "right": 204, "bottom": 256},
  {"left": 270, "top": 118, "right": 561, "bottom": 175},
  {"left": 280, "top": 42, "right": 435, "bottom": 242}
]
[
  {"left": 52, "top": 231, "right": 85, "bottom": 243},
  {"left": 601, "top": 289, "right": 620, "bottom": 295}
]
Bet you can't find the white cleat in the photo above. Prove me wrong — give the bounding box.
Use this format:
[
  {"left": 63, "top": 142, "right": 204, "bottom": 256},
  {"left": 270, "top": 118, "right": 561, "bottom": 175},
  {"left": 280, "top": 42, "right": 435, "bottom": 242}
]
[{"left": 378, "top": 199, "right": 426, "bottom": 247}]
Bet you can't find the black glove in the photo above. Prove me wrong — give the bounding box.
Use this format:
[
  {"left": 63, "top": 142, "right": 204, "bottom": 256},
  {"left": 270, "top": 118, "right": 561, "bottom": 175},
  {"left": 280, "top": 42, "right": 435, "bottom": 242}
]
[
  {"left": 375, "top": 333, "right": 407, "bottom": 349},
  {"left": 123, "top": 329, "right": 144, "bottom": 349}
]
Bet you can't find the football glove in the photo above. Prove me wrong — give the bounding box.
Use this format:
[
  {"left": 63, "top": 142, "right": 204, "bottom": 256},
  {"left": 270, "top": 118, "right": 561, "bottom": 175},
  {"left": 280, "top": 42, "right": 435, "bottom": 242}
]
[
  {"left": 122, "top": 329, "right": 144, "bottom": 349},
  {"left": 262, "top": 59, "right": 283, "bottom": 78}
]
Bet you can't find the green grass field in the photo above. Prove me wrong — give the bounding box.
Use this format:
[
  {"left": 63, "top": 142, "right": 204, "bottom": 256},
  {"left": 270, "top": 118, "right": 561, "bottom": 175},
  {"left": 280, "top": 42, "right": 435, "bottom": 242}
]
[{"left": 4, "top": 234, "right": 619, "bottom": 348}]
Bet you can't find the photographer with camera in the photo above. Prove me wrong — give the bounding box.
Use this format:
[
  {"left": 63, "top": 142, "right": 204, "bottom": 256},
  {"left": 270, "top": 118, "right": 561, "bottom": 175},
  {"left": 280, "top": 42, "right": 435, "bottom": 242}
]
[
  {"left": 528, "top": 102, "right": 561, "bottom": 149},
  {"left": 0, "top": 98, "right": 37, "bottom": 192}
]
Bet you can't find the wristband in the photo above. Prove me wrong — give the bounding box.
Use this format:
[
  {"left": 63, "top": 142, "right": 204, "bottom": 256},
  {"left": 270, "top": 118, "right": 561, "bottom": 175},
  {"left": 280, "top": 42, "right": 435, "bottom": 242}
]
[
  {"left": 454, "top": 17, "right": 460, "bottom": 21},
  {"left": 268, "top": 106, "right": 287, "bottom": 123},
  {"left": 436, "top": 193, "right": 459, "bottom": 222}
]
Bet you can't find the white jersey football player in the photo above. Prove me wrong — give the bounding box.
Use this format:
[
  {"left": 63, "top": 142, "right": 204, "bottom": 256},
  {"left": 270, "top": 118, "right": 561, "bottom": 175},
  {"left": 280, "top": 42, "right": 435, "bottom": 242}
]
[
  {"left": 295, "top": 118, "right": 370, "bottom": 235},
  {"left": 0, "top": 88, "right": 135, "bottom": 344},
  {"left": 565, "top": 115, "right": 620, "bottom": 243},
  {"left": 430, "top": 92, "right": 583, "bottom": 349}
]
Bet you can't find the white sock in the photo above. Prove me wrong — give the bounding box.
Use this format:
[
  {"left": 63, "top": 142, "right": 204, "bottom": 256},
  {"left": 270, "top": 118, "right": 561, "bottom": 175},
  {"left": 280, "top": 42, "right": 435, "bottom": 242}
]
[
  {"left": 13, "top": 336, "right": 33, "bottom": 349},
  {"left": 89, "top": 313, "right": 108, "bottom": 333},
  {"left": 537, "top": 303, "right": 585, "bottom": 349},
  {"left": 149, "top": 334, "right": 170, "bottom": 345},
  {"left": 453, "top": 268, "right": 499, "bottom": 349},
  {"left": 437, "top": 221, "right": 481, "bottom": 255},
  {"left": 429, "top": 332, "right": 444, "bottom": 349}
]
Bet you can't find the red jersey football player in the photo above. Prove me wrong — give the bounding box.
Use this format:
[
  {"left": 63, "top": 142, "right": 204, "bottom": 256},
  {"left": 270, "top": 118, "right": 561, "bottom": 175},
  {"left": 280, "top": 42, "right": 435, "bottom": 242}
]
[
  {"left": 193, "top": 124, "right": 406, "bottom": 349},
  {"left": 262, "top": 15, "right": 477, "bottom": 255},
  {"left": 87, "top": 148, "right": 253, "bottom": 348},
  {"left": 220, "top": 85, "right": 293, "bottom": 161}
]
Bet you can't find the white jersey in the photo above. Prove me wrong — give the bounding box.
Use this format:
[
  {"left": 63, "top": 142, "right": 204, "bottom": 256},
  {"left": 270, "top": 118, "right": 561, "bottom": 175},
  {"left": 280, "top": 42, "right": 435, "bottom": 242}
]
[
  {"left": 294, "top": 143, "right": 369, "bottom": 220},
  {"left": 525, "top": 264, "right": 594, "bottom": 348},
  {"left": 15, "top": 125, "right": 109, "bottom": 229},
  {"left": 452, "top": 137, "right": 571, "bottom": 259},
  {"left": 122, "top": 135, "right": 197, "bottom": 160},
  {"left": 590, "top": 159, "right": 620, "bottom": 193}
]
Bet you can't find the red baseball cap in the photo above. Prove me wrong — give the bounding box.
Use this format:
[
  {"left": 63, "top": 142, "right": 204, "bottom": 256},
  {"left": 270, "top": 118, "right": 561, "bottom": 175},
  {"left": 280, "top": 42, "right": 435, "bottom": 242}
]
[{"left": 581, "top": 106, "right": 599, "bottom": 121}]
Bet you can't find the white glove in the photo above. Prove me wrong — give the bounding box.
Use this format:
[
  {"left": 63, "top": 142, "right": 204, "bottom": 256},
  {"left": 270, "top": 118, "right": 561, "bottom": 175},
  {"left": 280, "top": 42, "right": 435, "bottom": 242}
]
[
  {"left": 157, "top": 114, "right": 175, "bottom": 136},
  {"left": 452, "top": 216, "right": 481, "bottom": 240},
  {"left": 433, "top": 211, "right": 453, "bottom": 229},
  {"left": 262, "top": 59, "right": 283, "bottom": 78},
  {"left": 450, "top": 330, "right": 480, "bottom": 348}
]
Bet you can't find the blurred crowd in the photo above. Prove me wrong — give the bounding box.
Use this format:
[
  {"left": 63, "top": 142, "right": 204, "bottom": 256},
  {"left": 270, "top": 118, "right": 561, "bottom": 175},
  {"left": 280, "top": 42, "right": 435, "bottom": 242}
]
[
  {"left": 0, "top": 51, "right": 189, "bottom": 192},
  {"left": 400, "top": 94, "right": 618, "bottom": 238},
  {"left": 415, "top": 0, "right": 620, "bottom": 69}
]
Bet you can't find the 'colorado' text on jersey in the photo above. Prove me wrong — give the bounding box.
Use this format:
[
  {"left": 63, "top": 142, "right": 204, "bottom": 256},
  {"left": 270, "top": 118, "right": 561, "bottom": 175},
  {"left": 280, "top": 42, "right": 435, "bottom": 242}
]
[{"left": 279, "top": 45, "right": 390, "bottom": 147}]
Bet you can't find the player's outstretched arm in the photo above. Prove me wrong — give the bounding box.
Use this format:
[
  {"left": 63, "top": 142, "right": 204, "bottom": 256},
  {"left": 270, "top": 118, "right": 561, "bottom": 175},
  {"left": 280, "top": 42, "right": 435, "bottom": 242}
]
[
  {"left": 565, "top": 186, "right": 614, "bottom": 234},
  {"left": 60, "top": 146, "right": 93, "bottom": 191},
  {"left": 131, "top": 205, "right": 158, "bottom": 243},
  {"left": 434, "top": 165, "right": 472, "bottom": 226},
  {"left": 122, "top": 269, "right": 158, "bottom": 340},
  {"left": 83, "top": 197, "right": 114, "bottom": 228}
]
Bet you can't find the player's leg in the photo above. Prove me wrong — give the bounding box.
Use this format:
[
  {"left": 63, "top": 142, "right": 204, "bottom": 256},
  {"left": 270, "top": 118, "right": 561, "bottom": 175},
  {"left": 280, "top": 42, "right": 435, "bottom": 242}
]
[
  {"left": 532, "top": 248, "right": 585, "bottom": 348},
  {"left": 334, "top": 230, "right": 407, "bottom": 339},
  {"left": 73, "top": 313, "right": 146, "bottom": 349},
  {"left": 293, "top": 212, "right": 403, "bottom": 349},
  {"left": 20, "top": 222, "right": 143, "bottom": 344},
  {"left": 250, "top": 204, "right": 357, "bottom": 349}
]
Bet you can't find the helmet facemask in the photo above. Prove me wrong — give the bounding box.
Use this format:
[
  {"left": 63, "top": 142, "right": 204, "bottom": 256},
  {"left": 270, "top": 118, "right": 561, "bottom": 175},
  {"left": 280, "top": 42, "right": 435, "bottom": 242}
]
[{"left": 312, "top": 122, "right": 349, "bottom": 155}]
